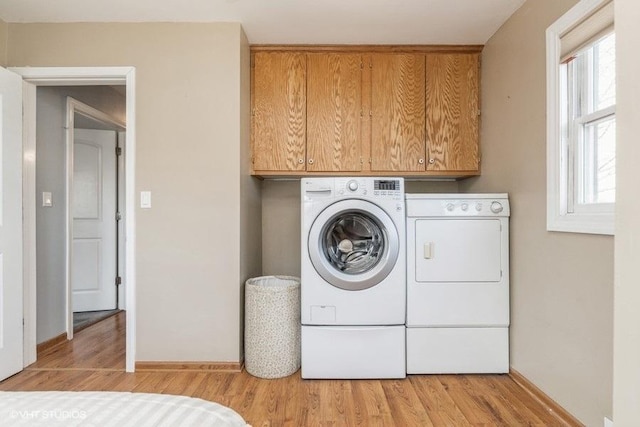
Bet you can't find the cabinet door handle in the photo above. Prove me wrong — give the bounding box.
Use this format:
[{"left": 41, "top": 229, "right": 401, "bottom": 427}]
[
  {"left": 418, "top": 158, "right": 425, "bottom": 164},
  {"left": 308, "top": 159, "right": 314, "bottom": 165},
  {"left": 429, "top": 158, "right": 435, "bottom": 164},
  {"left": 298, "top": 158, "right": 304, "bottom": 164}
]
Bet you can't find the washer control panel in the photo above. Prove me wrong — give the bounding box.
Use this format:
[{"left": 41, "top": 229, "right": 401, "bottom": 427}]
[{"left": 334, "top": 178, "right": 404, "bottom": 200}]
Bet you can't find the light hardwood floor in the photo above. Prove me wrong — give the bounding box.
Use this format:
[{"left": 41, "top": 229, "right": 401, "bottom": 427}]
[{"left": 1, "top": 312, "right": 577, "bottom": 426}]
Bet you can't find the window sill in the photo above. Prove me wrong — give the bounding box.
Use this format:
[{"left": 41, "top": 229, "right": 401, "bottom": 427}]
[{"left": 547, "top": 212, "right": 614, "bottom": 235}]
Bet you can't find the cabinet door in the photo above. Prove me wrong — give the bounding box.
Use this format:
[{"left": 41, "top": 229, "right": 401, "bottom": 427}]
[
  {"left": 307, "top": 53, "right": 362, "bottom": 172},
  {"left": 370, "top": 53, "right": 426, "bottom": 172},
  {"left": 426, "top": 53, "right": 479, "bottom": 171},
  {"left": 252, "top": 52, "right": 306, "bottom": 171}
]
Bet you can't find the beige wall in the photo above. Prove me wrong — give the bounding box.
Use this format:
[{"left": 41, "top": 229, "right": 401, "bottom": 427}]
[
  {"left": 261, "top": 180, "right": 458, "bottom": 277},
  {"left": 0, "top": 19, "right": 7, "bottom": 66},
  {"left": 238, "top": 30, "right": 262, "bottom": 356},
  {"left": 261, "top": 181, "right": 301, "bottom": 277},
  {"left": 460, "top": 1, "right": 613, "bottom": 425},
  {"left": 613, "top": 0, "right": 640, "bottom": 425},
  {"left": 8, "top": 23, "right": 258, "bottom": 362}
]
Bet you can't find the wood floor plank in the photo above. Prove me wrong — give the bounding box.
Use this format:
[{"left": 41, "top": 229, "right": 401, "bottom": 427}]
[
  {"left": 350, "top": 379, "right": 395, "bottom": 426},
  {"left": 246, "top": 375, "right": 287, "bottom": 426},
  {"left": 381, "top": 379, "right": 435, "bottom": 426},
  {"left": 330, "top": 379, "right": 356, "bottom": 425},
  {"left": 0, "top": 370, "right": 43, "bottom": 390},
  {"left": 131, "top": 371, "right": 173, "bottom": 394},
  {"left": 308, "top": 379, "right": 326, "bottom": 424},
  {"left": 439, "top": 375, "right": 497, "bottom": 424},
  {"left": 180, "top": 372, "right": 209, "bottom": 397},
  {"left": 76, "top": 371, "right": 120, "bottom": 391},
  {"left": 409, "top": 375, "right": 472, "bottom": 426},
  {"left": 193, "top": 372, "right": 232, "bottom": 406},
  {"left": 157, "top": 371, "right": 201, "bottom": 396},
  {"left": 0, "top": 313, "right": 581, "bottom": 426},
  {"left": 281, "top": 373, "right": 302, "bottom": 426},
  {"left": 485, "top": 375, "right": 563, "bottom": 426}
]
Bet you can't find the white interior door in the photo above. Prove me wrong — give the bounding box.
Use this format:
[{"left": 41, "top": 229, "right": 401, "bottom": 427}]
[
  {"left": 72, "top": 128, "right": 117, "bottom": 312},
  {"left": 0, "top": 67, "right": 24, "bottom": 381}
]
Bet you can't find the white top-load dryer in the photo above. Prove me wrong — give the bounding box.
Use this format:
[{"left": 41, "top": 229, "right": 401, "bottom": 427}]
[
  {"left": 405, "top": 193, "right": 510, "bottom": 374},
  {"left": 301, "top": 177, "right": 406, "bottom": 379}
]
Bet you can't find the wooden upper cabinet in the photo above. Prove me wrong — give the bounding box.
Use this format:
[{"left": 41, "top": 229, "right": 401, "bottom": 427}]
[
  {"left": 370, "top": 53, "right": 426, "bottom": 172},
  {"left": 426, "top": 53, "right": 480, "bottom": 172},
  {"left": 250, "top": 46, "right": 481, "bottom": 177},
  {"left": 307, "top": 53, "right": 363, "bottom": 172},
  {"left": 252, "top": 52, "right": 306, "bottom": 171}
]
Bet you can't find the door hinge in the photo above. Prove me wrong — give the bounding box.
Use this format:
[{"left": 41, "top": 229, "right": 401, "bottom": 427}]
[
  {"left": 116, "top": 276, "right": 122, "bottom": 286},
  {"left": 116, "top": 211, "right": 122, "bottom": 221},
  {"left": 116, "top": 146, "right": 122, "bottom": 156}
]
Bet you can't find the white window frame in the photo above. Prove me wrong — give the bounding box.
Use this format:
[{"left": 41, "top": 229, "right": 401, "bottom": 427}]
[{"left": 547, "top": 0, "right": 615, "bottom": 235}]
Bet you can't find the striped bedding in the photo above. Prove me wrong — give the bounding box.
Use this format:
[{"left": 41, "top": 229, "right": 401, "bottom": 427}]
[{"left": 0, "top": 391, "right": 250, "bottom": 426}]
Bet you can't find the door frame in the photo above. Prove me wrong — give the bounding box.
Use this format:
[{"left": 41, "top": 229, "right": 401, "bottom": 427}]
[
  {"left": 67, "top": 97, "right": 126, "bottom": 338},
  {"left": 12, "top": 67, "right": 137, "bottom": 372}
]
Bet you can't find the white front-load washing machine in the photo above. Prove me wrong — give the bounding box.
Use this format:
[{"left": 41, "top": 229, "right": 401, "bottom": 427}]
[{"left": 301, "top": 177, "right": 406, "bottom": 379}]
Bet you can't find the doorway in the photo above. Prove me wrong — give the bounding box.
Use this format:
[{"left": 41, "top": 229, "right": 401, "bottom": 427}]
[
  {"left": 14, "top": 66, "right": 137, "bottom": 373},
  {"left": 34, "top": 88, "right": 126, "bottom": 368},
  {"left": 68, "top": 97, "right": 126, "bottom": 334}
]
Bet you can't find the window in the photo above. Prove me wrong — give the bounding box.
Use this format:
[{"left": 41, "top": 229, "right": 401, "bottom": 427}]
[{"left": 547, "top": 0, "right": 615, "bottom": 235}]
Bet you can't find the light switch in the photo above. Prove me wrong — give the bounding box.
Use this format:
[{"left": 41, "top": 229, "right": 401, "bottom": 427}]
[
  {"left": 140, "top": 191, "right": 151, "bottom": 209},
  {"left": 42, "top": 192, "right": 53, "bottom": 207},
  {"left": 423, "top": 242, "right": 433, "bottom": 259}
]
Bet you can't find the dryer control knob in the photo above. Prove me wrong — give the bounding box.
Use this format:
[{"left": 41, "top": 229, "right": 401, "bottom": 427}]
[
  {"left": 490, "top": 201, "right": 504, "bottom": 213},
  {"left": 446, "top": 203, "right": 455, "bottom": 212},
  {"left": 461, "top": 203, "right": 469, "bottom": 211},
  {"left": 347, "top": 180, "right": 359, "bottom": 191},
  {"left": 476, "top": 203, "right": 483, "bottom": 211}
]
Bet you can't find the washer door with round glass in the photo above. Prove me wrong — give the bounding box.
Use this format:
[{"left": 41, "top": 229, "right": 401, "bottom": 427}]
[{"left": 308, "top": 199, "right": 399, "bottom": 291}]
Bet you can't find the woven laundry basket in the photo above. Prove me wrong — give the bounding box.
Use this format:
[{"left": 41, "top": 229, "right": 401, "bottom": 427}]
[{"left": 244, "top": 276, "right": 301, "bottom": 379}]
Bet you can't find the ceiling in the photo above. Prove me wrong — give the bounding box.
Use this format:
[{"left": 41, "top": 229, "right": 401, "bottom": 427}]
[{"left": 0, "top": 0, "right": 525, "bottom": 45}]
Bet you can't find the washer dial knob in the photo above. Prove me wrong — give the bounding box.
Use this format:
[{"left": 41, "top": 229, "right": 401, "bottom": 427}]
[
  {"left": 446, "top": 203, "right": 455, "bottom": 212},
  {"left": 490, "top": 201, "right": 504, "bottom": 214},
  {"left": 347, "top": 180, "right": 358, "bottom": 192}
]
